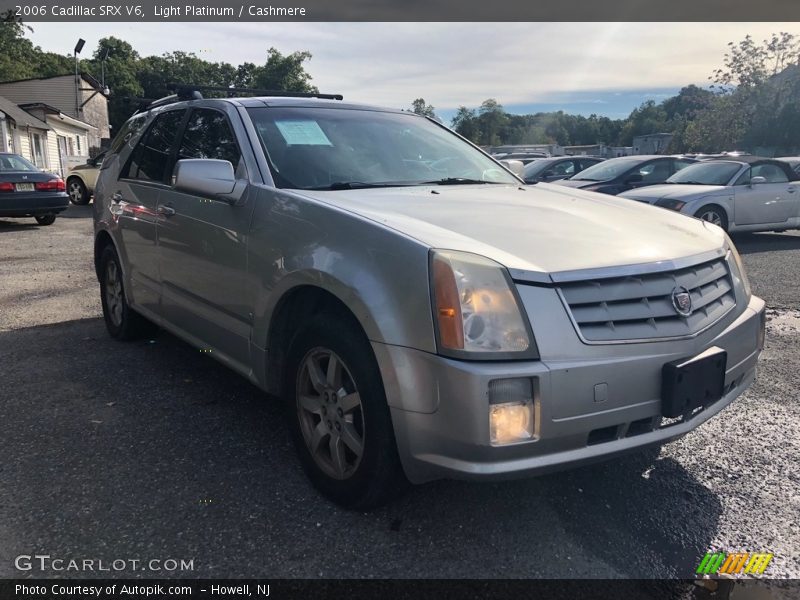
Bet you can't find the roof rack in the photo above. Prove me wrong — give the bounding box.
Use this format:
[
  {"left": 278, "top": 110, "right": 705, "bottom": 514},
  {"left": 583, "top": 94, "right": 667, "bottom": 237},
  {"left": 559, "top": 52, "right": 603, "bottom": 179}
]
[
  {"left": 169, "top": 83, "right": 343, "bottom": 101},
  {"left": 134, "top": 85, "right": 343, "bottom": 114}
]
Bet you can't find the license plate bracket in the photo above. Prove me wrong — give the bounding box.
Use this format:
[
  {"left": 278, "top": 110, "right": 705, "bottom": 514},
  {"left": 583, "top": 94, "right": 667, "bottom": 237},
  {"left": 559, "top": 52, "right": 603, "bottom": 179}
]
[
  {"left": 661, "top": 347, "right": 727, "bottom": 418},
  {"left": 15, "top": 183, "right": 34, "bottom": 192}
]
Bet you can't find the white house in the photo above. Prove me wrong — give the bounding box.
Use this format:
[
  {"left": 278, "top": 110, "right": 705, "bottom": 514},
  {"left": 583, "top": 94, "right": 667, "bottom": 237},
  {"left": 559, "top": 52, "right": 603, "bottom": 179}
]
[{"left": 0, "top": 94, "right": 95, "bottom": 176}]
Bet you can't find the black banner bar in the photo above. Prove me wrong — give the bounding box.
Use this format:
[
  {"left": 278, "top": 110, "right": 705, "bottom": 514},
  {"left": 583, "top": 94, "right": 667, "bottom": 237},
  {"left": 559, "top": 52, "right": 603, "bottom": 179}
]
[
  {"left": 2, "top": 579, "right": 797, "bottom": 600},
  {"left": 3, "top": 0, "right": 800, "bottom": 21}
]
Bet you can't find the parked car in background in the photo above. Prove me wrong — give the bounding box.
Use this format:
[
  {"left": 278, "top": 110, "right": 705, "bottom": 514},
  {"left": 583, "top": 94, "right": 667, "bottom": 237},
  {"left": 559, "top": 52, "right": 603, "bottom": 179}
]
[
  {"left": 776, "top": 157, "right": 800, "bottom": 176},
  {"left": 94, "top": 91, "right": 764, "bottom": 509},
  {"left": 523, "top": 156, "right": 604, "bottom": 184},
  {"left": 552, "top": 155, "right": 696, "bottom": 195},
  {"left": 0, "top": 152, "right": 68, "bottom": 225},
  {"left": 618, "top": 157, "right": 799, "bottom": 232},
  {"left": 493, "top": 152, "right": 549, "bottom": 164},
  {"left": 66, "top": 151, "right": 106, "bottom": 205}
]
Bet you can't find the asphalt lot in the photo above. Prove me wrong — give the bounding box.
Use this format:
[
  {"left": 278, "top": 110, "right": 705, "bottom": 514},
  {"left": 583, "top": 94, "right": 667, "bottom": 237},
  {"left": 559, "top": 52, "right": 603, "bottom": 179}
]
[{"left": 1, "top": 205, "right": 798, "bottom": 579}]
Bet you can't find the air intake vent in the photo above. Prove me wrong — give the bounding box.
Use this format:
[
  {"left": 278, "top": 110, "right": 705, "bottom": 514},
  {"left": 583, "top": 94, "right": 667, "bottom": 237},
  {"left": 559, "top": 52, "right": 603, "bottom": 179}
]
[{"left": 559, "top": 257, "right": 735, "bottom": 342}]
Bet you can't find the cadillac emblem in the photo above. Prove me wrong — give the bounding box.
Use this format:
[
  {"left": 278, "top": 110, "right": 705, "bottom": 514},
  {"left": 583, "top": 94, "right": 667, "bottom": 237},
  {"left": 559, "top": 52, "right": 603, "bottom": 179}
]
[{"left": 671, "top": 286, "right": 693, "bottom": 317}]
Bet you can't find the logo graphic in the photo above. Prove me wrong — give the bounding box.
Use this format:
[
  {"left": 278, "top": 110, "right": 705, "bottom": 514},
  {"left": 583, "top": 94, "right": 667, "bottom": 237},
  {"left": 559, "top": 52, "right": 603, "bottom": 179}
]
[
  {"left": 671, "top": 286, "right": 693, "bottom": 317},
  {"left": 696, "top": 551, "right": 773, "bottom": 576}
]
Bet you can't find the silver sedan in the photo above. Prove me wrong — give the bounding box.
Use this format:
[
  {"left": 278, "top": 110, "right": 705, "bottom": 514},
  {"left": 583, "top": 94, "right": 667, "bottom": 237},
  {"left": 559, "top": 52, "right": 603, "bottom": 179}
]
[{"left": 618, "top": 158, "right": 799, "bottom": 232}]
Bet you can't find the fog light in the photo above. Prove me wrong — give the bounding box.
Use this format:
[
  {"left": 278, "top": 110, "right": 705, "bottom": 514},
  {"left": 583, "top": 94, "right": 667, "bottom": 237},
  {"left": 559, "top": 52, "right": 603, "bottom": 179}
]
[
  {"left": 488, "top": 378, "right": 534, "bottom": 445},
  {"left": 490, "top": 403, "right": 534, "bottom": 445}
]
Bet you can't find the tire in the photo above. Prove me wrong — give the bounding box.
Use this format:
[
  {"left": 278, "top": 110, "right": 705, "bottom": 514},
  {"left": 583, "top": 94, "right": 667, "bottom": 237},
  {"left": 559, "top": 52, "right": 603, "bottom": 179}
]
[
  {"left": 67, "top": 177, "right": 90, "bottom": 205},
  {"left": 283, "top": 313, "right": 407, "bottom": 509},
  {"left": 694, "top": 205, "right": 728, "bottom": 231},
  {"left": 98, "top": 245, "right": 157, "bottom": 340},
  {"left": 34, "top": 214, "right": 56, "bottom": 226}
]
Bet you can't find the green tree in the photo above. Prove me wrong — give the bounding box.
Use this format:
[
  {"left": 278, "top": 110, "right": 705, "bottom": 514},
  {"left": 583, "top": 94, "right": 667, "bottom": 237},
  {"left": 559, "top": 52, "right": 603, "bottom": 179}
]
[
  {"left": 251, "top": 48, "right": 317, "bottom": 93},
  {"left": 477, "top": 99, "right": 508, "bottom": 145},
  {"left": 411, "top": 98, "right": 436, "bottom": 119}
]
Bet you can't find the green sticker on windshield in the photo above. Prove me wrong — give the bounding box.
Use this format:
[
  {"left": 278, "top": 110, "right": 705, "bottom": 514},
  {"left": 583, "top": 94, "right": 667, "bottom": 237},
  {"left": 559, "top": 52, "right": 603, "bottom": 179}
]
[{"left": 275, "top": 120, "right": 332, "bottom": 146}]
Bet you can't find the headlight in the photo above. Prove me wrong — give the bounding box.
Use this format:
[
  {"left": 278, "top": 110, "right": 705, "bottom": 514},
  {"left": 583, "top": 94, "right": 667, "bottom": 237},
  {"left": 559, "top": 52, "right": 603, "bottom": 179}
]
[
  {"left": 655, "top": 198, "right": 687, "bottom": 211},
  {"left": 430, "top": 249, "right": 535, "bottom": 358},
  {"left": 724, "top": 233, "right": 752, "bottom": 300}
]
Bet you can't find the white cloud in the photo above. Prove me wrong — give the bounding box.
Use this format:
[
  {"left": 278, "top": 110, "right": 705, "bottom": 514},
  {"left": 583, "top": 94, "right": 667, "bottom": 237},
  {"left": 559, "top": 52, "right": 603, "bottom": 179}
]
[{"left": 24, "top": 22, "right": 800, "bottom": 110}]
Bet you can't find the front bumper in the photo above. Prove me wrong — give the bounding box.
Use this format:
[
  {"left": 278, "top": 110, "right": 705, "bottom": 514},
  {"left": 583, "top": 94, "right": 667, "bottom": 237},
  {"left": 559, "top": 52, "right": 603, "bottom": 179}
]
[
  {"left": 0, "top": 193, "right": 70, "bottom": 217},
  {"left": 375, "top": 295, "right": 765, "bottom": 484}
]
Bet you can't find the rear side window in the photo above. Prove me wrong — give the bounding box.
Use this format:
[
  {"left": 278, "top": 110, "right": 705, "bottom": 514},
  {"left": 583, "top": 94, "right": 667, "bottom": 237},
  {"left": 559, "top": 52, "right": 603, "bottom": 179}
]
[
  {"left": 177, "top": 109, "right": 243, "bottom": 174},
  {"left": 108, "top": 114, "right": 147, "bottom": 157},
  {"left": 122, "top": 110, "right": 185, "bottom": 183}
]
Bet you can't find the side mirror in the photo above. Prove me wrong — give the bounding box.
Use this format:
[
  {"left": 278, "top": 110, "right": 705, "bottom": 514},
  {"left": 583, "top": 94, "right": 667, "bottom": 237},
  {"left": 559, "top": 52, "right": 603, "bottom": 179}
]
[
  {"left": 499, "top": 159, "right": 525, "bottom": 178},
  {"left": 749, "top": 176, "right": 767, "bottom": 186},
  {"left": 173, "top": 159, "right": 242, "bottom": 203},
  {"left": 626, "top": 173, "right": 644, "bottom": 184}
]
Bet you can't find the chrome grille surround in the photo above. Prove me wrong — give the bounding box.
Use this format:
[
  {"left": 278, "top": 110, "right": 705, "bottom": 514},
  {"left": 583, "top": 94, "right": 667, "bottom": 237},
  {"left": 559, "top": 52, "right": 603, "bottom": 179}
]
[{"left": 557, "top": 255, "right": 737, "bottom": 343}]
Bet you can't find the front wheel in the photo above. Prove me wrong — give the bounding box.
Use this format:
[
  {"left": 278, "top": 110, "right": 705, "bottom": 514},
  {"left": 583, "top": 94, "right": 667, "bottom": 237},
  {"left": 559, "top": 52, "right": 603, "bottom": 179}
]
[
  {"left": 34, "top": 214, "right": 56, "bottom": 226},
  {"left": 284, "top": 314, "right": 407, "bottom": 509},
  {"left": 67, "top": 178, "right": 90, "bottom": 205},
  {"left": 694, "top": 205, "right": 728, "bottom": 231}
]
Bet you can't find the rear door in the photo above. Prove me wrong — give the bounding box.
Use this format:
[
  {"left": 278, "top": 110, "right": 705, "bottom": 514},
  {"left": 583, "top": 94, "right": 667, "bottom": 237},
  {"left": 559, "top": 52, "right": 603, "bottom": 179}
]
[
  {"left": 156, "top": 106, "right": 255, "bottom": 367},
  {"left": 114, "top": 108, "right": 186, "bottom": 314},
  {"left": 733, "top": 163, "right": 795, "bottom": 225}
]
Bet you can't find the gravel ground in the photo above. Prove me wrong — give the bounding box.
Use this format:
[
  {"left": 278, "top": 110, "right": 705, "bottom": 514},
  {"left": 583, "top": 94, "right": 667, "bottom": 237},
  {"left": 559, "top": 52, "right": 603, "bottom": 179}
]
[{"left": 0, "top": 206, "right": 798, "bottom": 579}]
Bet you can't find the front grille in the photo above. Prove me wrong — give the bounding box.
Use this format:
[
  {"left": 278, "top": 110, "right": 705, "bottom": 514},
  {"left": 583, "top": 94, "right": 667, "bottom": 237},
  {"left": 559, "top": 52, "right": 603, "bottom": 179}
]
[{"left": 559, "top": 257, "right": 735, "bottom": 342}]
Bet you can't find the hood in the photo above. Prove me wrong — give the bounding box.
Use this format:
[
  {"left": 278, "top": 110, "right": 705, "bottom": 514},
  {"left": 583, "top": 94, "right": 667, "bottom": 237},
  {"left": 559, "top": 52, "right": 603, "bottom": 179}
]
[
  {"left": 619, "top": 184, "right": 728, "bottom": 203},
  {"left": 550, "top": 178, "right": 596, "bottom": 189},
  {"left": 295, "top": 183, "right": 726, "bottom": 280}
]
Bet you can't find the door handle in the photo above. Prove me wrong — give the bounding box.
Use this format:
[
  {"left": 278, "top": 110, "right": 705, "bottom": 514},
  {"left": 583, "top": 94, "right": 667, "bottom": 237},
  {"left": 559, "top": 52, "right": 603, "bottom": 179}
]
[
  {"left": 788, "top": 187, "right": 796, "bottom": 194},
  {"left": 157, "top": 204, "right": 176, "bottom": 217}
]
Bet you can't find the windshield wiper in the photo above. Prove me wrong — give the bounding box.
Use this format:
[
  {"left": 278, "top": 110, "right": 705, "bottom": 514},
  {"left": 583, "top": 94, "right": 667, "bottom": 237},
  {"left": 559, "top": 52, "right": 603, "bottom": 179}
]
[
  {"left": 307, "top": 181, "right": 411, "bottom": 190},
  {"left": 422, "top": 177, "right": 499, "bottom": 185}
]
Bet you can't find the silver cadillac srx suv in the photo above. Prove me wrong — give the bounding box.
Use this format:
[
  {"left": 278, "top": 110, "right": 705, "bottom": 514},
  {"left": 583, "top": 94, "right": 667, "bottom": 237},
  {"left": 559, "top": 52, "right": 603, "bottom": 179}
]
[{"left": 93, "top": 90, "right": 766, "bottom": 508}]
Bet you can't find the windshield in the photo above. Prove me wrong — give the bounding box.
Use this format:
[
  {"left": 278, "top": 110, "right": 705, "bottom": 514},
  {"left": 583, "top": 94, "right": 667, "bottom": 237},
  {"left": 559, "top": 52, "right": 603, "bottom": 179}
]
[
  {"left": 666, "top": 161, "right": 742, "bottom": 185},
  {"left": 570, "top": 158, "right": 641, "bottom": 182},
  {"left": 247, "top": 107, "right": 518, "bottom": 190},
  {"left": 0, "top": 154, "right": 39, "bottom": 172}
]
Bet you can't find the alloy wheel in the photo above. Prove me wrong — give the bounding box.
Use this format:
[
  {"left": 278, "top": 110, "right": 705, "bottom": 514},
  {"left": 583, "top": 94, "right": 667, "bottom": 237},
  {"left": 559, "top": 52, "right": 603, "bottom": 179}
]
[
  {"left": 698, "top": 210, "right": 722, "bottom": 226},
  {"left": 68, "top": 181, "right": 83, "bottom": 203},
  {"left": 296, "top": 348, "right": 365, "bottom": 480},
  {"left": 104, "top": 261, "right": 124, "bottom": 327}
]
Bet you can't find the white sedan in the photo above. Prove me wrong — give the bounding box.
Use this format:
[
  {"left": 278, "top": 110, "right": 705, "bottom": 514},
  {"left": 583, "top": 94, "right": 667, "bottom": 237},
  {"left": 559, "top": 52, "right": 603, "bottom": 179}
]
[{"left": 618, "top": 157, "right": 799, "bottom": 232}]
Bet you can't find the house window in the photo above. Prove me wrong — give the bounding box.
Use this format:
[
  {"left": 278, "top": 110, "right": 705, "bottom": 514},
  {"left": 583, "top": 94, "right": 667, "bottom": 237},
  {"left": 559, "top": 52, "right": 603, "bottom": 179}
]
[
  {"left": 30, "top": 132, "right": 45, "bottom": 166},
  {"left": 76, "top": 135, "right": 81, "bottom": 153}
]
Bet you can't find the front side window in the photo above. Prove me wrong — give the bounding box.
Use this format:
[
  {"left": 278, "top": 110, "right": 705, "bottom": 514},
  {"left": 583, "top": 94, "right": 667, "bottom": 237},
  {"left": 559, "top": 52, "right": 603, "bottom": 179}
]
[
  {"left": 247, "top": 107, "right": 518, "bottom": 190},
  {"left": 177, "top": 109, "right": 243, "bottom": 176},
  {"left": 122, "top": 110, "right": 185, "bottom": 183},
  {"left": 637, "top": 159, "right": 671, "bottom": 183},
  {"left": 751, "top": 163, "right": 789, "bottom": 183}
]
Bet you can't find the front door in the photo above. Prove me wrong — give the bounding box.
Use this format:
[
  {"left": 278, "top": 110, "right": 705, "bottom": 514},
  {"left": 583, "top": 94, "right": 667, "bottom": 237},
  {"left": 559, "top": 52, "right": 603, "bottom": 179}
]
[
  {"left": 157, "top": 107, "right": 253, "bottom": 367},
  {"left": 734, "top": 163, "right": 796, "bottom": 225}
]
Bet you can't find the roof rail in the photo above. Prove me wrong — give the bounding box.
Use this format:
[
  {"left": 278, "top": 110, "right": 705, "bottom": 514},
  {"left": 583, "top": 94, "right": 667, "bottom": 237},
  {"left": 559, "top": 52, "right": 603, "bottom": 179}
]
[{"left": 168, "top": 83, "right": 343, "bottom": 101}]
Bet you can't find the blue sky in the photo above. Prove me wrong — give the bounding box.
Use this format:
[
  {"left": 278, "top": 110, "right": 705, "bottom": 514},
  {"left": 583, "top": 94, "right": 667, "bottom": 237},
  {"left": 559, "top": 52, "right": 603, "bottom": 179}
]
[{"left": 24, "top": 23, "right": 799, "bottom": 120}]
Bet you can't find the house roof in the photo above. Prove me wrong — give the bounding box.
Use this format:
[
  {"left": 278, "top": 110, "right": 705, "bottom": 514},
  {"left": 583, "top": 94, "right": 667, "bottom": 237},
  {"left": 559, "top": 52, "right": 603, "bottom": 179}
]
[
  {"left": 19, "top": 103, "right": 97, "bottom": 131},
  {"left": 0, "top": 72, "right": 107, "bottom": 94},
  {"left": 0, "top": 95, "right": 51, "bottom": 130}
]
